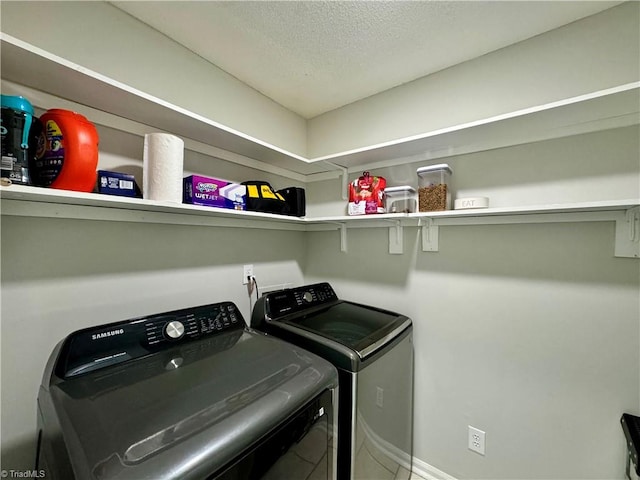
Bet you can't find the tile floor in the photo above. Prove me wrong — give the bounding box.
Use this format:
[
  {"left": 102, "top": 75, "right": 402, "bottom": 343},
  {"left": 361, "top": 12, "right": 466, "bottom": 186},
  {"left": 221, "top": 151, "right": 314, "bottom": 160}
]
[
  {"left": 353, "top": 433, "right": 426, "bottom": 480},
  {"left": 263, "top": 422, "right": 329, "bottom": 480},
  {"left": 264, "top": 419, "right": 428, "bottom": 480}
]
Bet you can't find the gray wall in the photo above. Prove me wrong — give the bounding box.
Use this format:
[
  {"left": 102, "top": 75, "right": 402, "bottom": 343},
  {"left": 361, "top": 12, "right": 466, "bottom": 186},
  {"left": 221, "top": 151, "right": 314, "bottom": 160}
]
[
  {"left": 0, "top": 216, "right": 307, "bottom": 470},
  {"left": 306, "top": 126, "right": 640, "bottom": 218},
  {"left": 305, "top": 220, "right": 639, "bottom": 479},
  {"left": 3, "top": 2, "right": 637, "bottom": 161},
  {"left": 0, "top": 1, "right": 308, "bottom": 157},
  {"left": 0, "top": 120, "right": 308, "bottom": 471},
  {"left": 307, "top": 1, "right": 639, "bottom": 158},
  {"left": 3, "top": 124, "right": 638, "bottom": 478},
  {"left": 303, "top": 125, "right": 640, "bottom": 479}
]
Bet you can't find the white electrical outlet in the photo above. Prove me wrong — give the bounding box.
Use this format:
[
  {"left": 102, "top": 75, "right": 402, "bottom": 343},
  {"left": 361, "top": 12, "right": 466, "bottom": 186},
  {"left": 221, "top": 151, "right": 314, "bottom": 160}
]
[
  {"left": 376, "top": 387, "right": 384, "bottom": 408},
  {"left": 468, "top": 426, "right": 485, "bottom": 455},
  {"left": 242, "top": 265, "right": 254, "bottom": 284}
]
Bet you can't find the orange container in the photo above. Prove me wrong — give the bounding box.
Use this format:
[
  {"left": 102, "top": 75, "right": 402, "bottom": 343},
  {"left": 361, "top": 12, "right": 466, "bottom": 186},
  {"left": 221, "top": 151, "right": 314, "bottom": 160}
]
[{"left": 31, "top": 109, "right": 99, "bottom": 192}]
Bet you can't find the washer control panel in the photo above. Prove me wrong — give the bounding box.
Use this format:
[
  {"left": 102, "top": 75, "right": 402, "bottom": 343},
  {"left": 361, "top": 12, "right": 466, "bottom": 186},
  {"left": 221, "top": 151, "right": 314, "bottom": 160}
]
[
  {"left": 293, "top": 283, "right": 336, "bottom": 307},
  {"left": 142, "top": 302, "right": 242, "bottom": 347},
  {"left": 58, "top": 302, "right": 245, "bottom": 378},
  {"left": 265, "top": 282, "right": 338, "bottom": 319}
]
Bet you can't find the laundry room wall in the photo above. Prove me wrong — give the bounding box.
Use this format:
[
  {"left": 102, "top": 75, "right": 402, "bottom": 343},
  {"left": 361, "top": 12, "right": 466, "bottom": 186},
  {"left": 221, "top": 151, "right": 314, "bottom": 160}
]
[
  {"left": 4, "top": 2, "right": 638, "bottom": 162},
  {"left": 303, "top": 125, "right": 640, "bottom": 480},
  {"left": 0, "top": 122, "right": 307, "bottom": 471},
  {"left": 307, "top": 1, "right": 639, "bottom": 159},
  {"left": 1, "top": 1, "right": 639, "bottom": 478},
  {"left": 305, "top": 125, "right": 640, "bottom": 218},
  {"left": 0, "top": 1, "right": 308, "bottom": 157}
]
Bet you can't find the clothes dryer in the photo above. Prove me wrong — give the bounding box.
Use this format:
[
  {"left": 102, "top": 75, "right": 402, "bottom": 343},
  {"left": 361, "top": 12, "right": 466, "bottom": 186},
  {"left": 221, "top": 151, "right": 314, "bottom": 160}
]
[{"left": 36, "top": 301, "right": 338, "bottom": 480}]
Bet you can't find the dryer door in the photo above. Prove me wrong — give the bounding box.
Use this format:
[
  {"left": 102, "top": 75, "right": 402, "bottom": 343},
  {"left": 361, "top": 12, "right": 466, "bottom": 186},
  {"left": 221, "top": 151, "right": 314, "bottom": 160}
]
[{"left": 215, "top": 389, "right": 335, "bottom": 480}]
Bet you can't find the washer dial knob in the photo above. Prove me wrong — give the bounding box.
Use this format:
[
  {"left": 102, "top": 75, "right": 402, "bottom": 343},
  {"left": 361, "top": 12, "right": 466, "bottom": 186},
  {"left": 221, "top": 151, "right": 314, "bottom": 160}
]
[
  {"left": 303, "top": 291, "right": 313, "bottom": 303},
  {"left": 165, "top": 320, "right": 185, "bottom": 339}
]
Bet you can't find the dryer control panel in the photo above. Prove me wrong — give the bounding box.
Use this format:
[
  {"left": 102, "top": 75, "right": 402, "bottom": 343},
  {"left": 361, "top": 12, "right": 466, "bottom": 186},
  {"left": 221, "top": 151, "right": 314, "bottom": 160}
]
[{"left": 56, "top": 302, "right": 245, "bottom": 378}]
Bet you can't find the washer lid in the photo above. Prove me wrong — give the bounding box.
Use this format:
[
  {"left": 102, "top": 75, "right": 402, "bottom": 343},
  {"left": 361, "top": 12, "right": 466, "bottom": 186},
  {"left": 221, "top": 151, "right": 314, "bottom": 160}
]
[
  {"left": 256, "top": 283, "right": 412, "bottom": 370},
  {"left": 44, "top": 329, "right": 337, "bottom": 480},
  {"left": 274, "top": 301, "right": 412, "bottom": 370},
  {"left": 287, "top": 301, "right": 403, "bottom": 349}
]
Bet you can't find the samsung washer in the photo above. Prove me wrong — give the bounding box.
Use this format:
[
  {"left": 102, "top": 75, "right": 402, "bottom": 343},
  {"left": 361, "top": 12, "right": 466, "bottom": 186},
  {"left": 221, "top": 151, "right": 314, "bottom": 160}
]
[
  {"left": 36, "top": 301, "right": 338, "bottom": 480},
  {"left": 251, "top": 282, "right": 413, "bottom": 480}
]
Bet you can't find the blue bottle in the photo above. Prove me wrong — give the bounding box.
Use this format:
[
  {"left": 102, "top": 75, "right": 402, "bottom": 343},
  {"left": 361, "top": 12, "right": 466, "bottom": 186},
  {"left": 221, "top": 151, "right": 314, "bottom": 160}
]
[{"left": 1, "top": 95, "right": 34, "bottom": 185}]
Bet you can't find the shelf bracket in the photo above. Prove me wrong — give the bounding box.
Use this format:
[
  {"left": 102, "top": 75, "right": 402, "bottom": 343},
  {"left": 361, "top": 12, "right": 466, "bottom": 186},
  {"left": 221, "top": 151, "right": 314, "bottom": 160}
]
[
  {"left": 323, "top": 161, "right": 349, "bottom": 200},
  {"left": 615, "top": 207, "right": 640, "bottom": 258},
  {"left": 339, "top": 223, "right": 348, "bottom": 252},
  {"left": 421, "top": 218, "right": 439, "bottom": 252},
  {"left": 324, "top": 221, "right": 348, "bottom": 252},
  {"left": 385, "top": 219, "right": 404, "bottom": 255}
]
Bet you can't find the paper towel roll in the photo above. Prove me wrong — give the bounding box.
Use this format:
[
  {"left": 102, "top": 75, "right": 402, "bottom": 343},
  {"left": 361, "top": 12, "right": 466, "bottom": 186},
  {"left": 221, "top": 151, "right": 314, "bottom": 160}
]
[{"left": 143, "top": 133, "right": 184, "bottom": 203}]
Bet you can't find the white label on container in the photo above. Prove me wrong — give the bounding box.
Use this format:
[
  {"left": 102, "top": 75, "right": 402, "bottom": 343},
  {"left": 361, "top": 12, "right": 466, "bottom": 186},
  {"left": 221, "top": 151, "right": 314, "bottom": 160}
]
[{"left": 1, "top": 156, "right": 14, "bottom": 170}]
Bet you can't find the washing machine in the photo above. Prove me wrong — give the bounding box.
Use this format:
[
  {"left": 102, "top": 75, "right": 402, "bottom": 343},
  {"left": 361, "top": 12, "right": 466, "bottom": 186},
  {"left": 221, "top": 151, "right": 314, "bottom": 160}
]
[
  {"left": 251, "top": 282, "right": 413, "bottom": 480},
  {"left": 36, "top": 300, "right": 338, "bottom": 480}
]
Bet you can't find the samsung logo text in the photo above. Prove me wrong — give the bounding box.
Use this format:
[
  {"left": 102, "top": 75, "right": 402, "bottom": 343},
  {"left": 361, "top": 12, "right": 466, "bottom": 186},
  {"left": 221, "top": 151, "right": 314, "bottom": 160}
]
[{"left": 92, "top": 329, "right": 125, "bottom": 340}]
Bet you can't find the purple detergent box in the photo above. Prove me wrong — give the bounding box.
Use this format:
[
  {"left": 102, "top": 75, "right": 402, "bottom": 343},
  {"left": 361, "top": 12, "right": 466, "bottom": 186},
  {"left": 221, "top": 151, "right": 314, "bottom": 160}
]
[
  {"left": 183, "top": 175, "right": 246, "bottom": 210},
  {"left": 97, "top": 170, "right": 138, "bottom": 197}
]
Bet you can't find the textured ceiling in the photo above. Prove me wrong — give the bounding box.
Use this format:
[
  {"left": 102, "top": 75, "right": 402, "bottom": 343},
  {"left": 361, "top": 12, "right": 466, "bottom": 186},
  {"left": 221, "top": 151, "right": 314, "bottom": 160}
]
[{"left": 111, "top": 1, "right": 623, "bottom": 119}]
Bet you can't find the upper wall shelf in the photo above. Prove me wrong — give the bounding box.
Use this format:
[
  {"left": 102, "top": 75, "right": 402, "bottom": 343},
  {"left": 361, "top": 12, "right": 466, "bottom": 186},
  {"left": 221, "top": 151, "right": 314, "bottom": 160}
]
[
  {"left": 2, "top": 185, "right": 638, "bottom": 257},
  {"left": 309, "top": 201, "right": 640, "bottom": 257},
  {"left": 314, "top": 84, "right": 640, "bottom": 172},
  {"left": 1, "top": 33, "right": 639, "bottom": 180},
  {"left": 0, "top": 184, "right": 307, "bottom": 231},
  {"left": 0, "top": 34, "right": 327, "bottom": 178}
]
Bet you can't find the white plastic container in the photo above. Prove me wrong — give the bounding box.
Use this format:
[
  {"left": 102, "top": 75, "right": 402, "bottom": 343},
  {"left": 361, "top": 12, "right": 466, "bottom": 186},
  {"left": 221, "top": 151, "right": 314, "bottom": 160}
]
[
  {"left": 384, "top": 186, "right": 417, "bottom": 213},
  {"left": 416, "top": 164, "right": 452, "bottom": 211}
]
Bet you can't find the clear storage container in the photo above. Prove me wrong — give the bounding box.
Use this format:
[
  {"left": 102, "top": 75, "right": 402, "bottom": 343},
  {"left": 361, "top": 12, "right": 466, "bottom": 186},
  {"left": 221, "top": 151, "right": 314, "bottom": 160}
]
[
  {"left": 416, "top": 164, "right": 452, "bottom": 211},
  {"left": 384, "top": 186, "right": 417, "bottom": 213}
]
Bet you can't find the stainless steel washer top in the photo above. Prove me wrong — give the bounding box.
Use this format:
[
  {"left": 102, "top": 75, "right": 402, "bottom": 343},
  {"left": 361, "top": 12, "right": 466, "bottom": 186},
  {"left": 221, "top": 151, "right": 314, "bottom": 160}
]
[
  {"left": 251, "top": 282, "right": 412, "bottom": 370},
  {"left": 37, "top": 301, "right": 338, "bottom": 480}
]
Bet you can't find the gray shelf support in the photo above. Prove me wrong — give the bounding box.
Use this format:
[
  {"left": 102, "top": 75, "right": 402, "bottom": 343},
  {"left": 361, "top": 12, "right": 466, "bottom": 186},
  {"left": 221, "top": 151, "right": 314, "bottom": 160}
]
[
  {"left": 386, "top": 219, "right": 404, "bottom": 255},
  {"left": 421, "top": 218, "right": 439, "bottom": 252},
  {"left": 323, "top": 161, "right": 349, "bottom": 200},
  {"left": 615, "top": 207, "right": 640, "bottom": 258},
  {"left": 340, "top": 223, "right": 348, "bottom": 252}
]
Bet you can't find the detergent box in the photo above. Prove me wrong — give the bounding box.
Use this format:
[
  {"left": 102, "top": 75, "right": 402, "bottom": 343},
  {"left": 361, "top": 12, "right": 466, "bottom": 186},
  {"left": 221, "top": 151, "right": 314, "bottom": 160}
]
[
  {"left": 183, "top": 175, "right": 246, "bottom": 210},
  {"left": 97, "top": 170, "right": 138, "bottom": 197}
]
